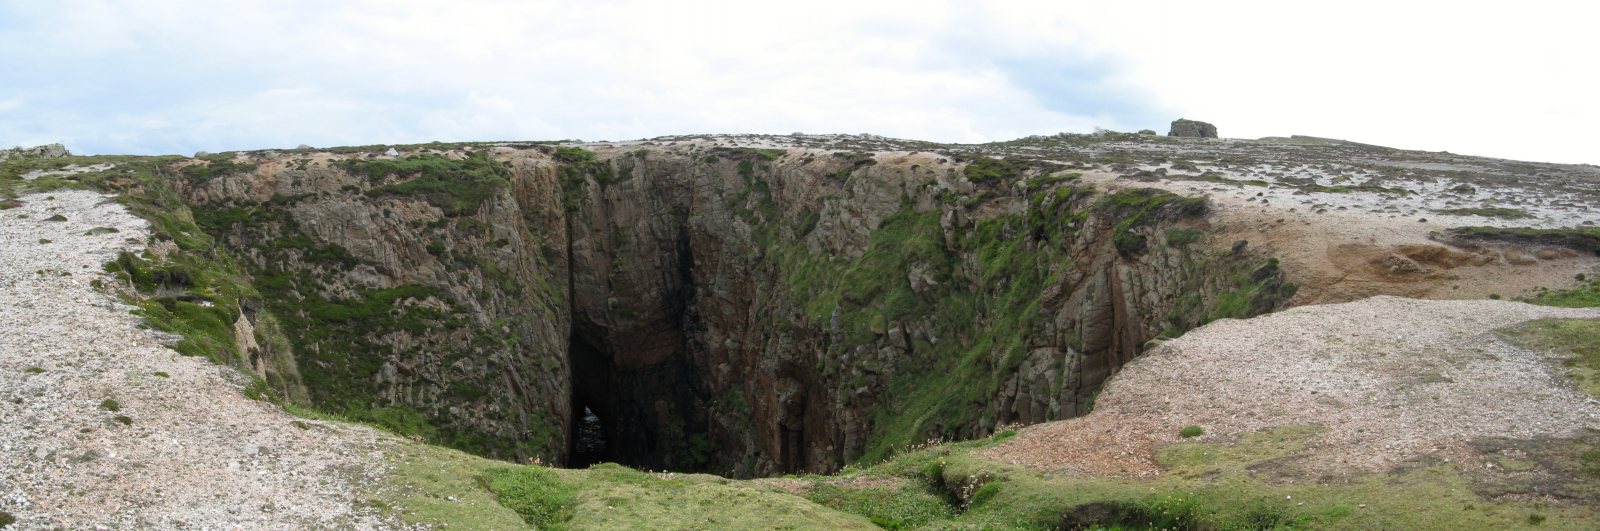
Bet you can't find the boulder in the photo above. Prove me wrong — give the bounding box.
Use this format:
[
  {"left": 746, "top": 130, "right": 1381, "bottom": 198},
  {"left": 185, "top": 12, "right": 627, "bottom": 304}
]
[
  {"left": 0, "top": 143, "right": 70, "bottom": 161},
  {"left": 384, "top": 148, "right": 400, "bottom": 157},
  {"left": 296, "top": 144, "right": 314, "bottom": 150},
  {"left": 1168, "top": 119, "right": 1218, "bottom": 138}
]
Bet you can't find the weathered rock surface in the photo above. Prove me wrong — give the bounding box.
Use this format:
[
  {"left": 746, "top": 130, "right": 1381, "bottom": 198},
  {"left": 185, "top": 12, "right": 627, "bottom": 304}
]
[
  {"left": 1168, "top": 119, "right": 1218, "bottom": 138},
  {"left": 0, "top": 143, "right": 69, "bottom": 161},
  {"left": 175, "top": 144, "right": 1291, "bottom": 476}
]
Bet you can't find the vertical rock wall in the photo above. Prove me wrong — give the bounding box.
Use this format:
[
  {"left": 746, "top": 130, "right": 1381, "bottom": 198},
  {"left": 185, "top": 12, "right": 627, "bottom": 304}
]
[{"left": 178, "top": 145, "right": 1291, "bottom": 476}]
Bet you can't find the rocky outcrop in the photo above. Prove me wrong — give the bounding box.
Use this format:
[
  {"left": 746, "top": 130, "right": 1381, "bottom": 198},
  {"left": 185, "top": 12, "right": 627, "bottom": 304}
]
[
  {"left": 1168, "top": 119, "right": 1218, "bottom": 138},
  {"left": 0, "top": 143, "right": 70, "bottom": 161},
  {"left": 174, "top": 144, "right": 1291, "bottom": 476}
]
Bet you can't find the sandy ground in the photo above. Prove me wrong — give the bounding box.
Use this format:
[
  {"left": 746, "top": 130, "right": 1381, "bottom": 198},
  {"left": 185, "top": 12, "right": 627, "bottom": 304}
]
[
  {"left": 0, "top": 191, "right": 402, "bottom": 529},
  {"left": 1079, "top": 169, "right": 1600, "bottom": 304},
  {"left": 981, "top": 296, "right": 1600, "bottom": 478}
]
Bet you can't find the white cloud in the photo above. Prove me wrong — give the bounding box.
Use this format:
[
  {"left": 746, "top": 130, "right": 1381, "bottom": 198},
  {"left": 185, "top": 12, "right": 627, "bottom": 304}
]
[{"left": 0, "top": 0, "right": 1595, "bottom": 163}]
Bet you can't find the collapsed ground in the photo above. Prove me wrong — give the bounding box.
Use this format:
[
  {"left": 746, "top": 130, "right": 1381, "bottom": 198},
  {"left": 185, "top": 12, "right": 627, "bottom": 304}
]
[{"left": 2, "top": 131, "right": 1599, "bottom": 528}]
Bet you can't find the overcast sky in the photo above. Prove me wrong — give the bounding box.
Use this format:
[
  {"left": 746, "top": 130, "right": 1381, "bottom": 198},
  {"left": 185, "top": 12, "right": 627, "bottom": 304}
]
[{"left": 1, "top": 1, "right": 1594, "bottom": 163}]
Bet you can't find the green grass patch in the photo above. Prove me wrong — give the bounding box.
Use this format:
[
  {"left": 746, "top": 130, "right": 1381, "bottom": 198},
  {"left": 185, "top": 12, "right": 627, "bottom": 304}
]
[
  {"left": 806, "top": 425, "right": 1600, "bottom": 529},
  {"left": 374, "top": 443, "right": 875, "bottom": 530},
  {"left": 1098, "top": 188, "right": 1208, "bottom": 254},
  {"left": 1165, "top": 227, "right": 1204, "bottom": 248},
  {"left": 962, "top": 156, "right": 1021, "bottom": 184},
  {"left": 1497, "top": 318, "right": 1600, "bottom": 399},
  {"left": 1433, "top": 207, "right": 1534, "bottom": 219},
  {"left": 1179, "top": 425, "right": 1205, "bottom": 438},
  {"left": 353, "top": 152, "right": 511, "bottom": 216},
  {"left": 487, "top": 465, "right": 580, "bottom": 529},
  {"left": 1529, "top": 278, "right": 1600, "bottom": 308}
]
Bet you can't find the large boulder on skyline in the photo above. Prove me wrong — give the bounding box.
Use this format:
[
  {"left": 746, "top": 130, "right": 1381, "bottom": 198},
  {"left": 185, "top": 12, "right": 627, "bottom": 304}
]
[
  {"left": 1169, "top": 118, "right": 1218, "bottom": 138},
  {"left": 0, "top": 143, "right": 70, "bottom": 161}
]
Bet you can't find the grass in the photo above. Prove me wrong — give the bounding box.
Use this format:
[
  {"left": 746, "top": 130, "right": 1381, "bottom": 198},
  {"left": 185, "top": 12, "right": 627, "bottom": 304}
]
[
  {"left": 1433, "top": 207, "right": 1534, "bottom": 219},
  {"left": 962, "top": 156, "right": 1021, "bottom": 183},
  {"left": 803, "top": 481, "right": 954, "bottom": 529},
  {"left": 1097, "top": 188, "right": 1208, "bottom": 254},
  {"left": 794, "top": 425, "right": 1600, "bottom": 529},
  {"left": 1179, "top": 425, "right": 1205, "bottom": 438},
  {"left": 487, "top": 466, "right": 580, "bottom": 529},
  {"left": 1527, "top": 278, "right": 1600, "bottom": 308},
  {"left": 350, "top": 151, "right": 511, "bottom": 216},
  {"left": 1497, "top": 318, "right": 1600, "bottom": 399},
  {"left": 372, "top": 441, "right": 874, "bottom": 530},
  {"left": 1165, "top": 227, "right": 1204, "bottom": 248}
]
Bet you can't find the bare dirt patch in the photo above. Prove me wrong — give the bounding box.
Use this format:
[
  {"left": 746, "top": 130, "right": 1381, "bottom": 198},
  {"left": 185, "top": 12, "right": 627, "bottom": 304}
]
[
  {"left": 0, "top": 190, "right": 403, "bottom": 529},
  {"left": 981, "top": 296, "right": 1600, "bottom": 480}
]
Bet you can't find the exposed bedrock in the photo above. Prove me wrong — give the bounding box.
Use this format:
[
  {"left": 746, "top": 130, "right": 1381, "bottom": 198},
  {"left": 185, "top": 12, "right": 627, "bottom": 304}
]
[{"left": 177, "top": 145, "right": 1291, "bottom": 477}]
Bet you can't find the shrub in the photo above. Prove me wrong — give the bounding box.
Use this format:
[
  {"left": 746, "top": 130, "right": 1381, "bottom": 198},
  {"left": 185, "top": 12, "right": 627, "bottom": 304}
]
[
  {"left": 100, "top": 399, "right": 120, "bottom": 412},
  {"left": 1165, "top": 227, "right": 1204, "bottom": 248},
  {"left": 1179, "top": 425, "right": 1204, "bottom": 438},
  {"left": 962, "top": 156, "right": 1020, "bottom": 183},
  {"left": 353, "top": 152, "right": 511, "bottom": 216}
]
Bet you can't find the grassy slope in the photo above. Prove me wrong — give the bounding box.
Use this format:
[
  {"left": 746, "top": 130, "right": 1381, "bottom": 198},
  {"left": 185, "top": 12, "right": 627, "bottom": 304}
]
[
  {"left": 377, "top": 442, "right": 875, "bottom": 530},
  {"left": 785, "top": 425, "right": 1599, "bottom": 530}
]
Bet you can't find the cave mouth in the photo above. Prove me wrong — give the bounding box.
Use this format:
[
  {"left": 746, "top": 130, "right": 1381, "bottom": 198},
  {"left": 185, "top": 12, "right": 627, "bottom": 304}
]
[
  {"left": 561, "top": 227, "right": 713, "bottom": 473},
  {"left": 563, "top": 319, "right": 715, "bottom": 473},
  {"left": 566, "top": 332, "right": 615, "bottom": 469}
]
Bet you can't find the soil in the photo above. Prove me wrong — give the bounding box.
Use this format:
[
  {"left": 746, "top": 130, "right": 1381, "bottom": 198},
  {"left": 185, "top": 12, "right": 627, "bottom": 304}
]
[{"left": 981, "top": 296, "right": 1600, "bottom": 479}]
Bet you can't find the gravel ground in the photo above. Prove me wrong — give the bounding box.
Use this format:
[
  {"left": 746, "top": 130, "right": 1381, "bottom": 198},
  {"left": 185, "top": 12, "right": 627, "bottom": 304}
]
[
  {"left": 982, "top": 296, "right": 1600, "bottom": 478},
  {"left": 0, "top": 191, "right": 402, "bottom": 529}
]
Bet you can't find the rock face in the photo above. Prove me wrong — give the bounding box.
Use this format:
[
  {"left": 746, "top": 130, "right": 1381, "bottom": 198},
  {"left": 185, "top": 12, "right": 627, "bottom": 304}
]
[
  {"left": 0, "top": 143, "right": 70, "bottom": 161},
  {"left": 175, "top": 144, "right": 1291, "bottom": 476},
  {"left": 1168, "top": 119, "right": 1218, "bottom": 138}
]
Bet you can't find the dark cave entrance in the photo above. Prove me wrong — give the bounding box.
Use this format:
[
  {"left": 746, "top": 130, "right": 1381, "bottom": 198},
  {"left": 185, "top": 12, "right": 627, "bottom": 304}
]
[
  {"left": 561, "top": 223, "right": 713, "bottom": 473},
  {"left": 567, "top": 333, "right": 616, "bottom": 468}
]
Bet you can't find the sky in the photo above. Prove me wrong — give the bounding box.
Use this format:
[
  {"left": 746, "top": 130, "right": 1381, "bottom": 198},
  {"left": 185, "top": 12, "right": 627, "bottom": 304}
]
[{"left": 0, "top": 0, "right": 1595, "bottom": 164}]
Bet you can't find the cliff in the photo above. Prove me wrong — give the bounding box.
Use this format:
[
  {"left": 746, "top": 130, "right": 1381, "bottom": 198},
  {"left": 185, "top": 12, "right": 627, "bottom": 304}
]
[{"left": 173, "top": 141, "right": 1291, "bottom": 475}]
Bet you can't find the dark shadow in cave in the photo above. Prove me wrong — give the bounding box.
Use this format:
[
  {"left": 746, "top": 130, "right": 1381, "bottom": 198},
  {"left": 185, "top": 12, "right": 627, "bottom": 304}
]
[
  {"left": 568, "top": 406, "right": 608, "bottom": 468},
  {"left": 567, "top": 333, "right": 615, "bottom": 468}
]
